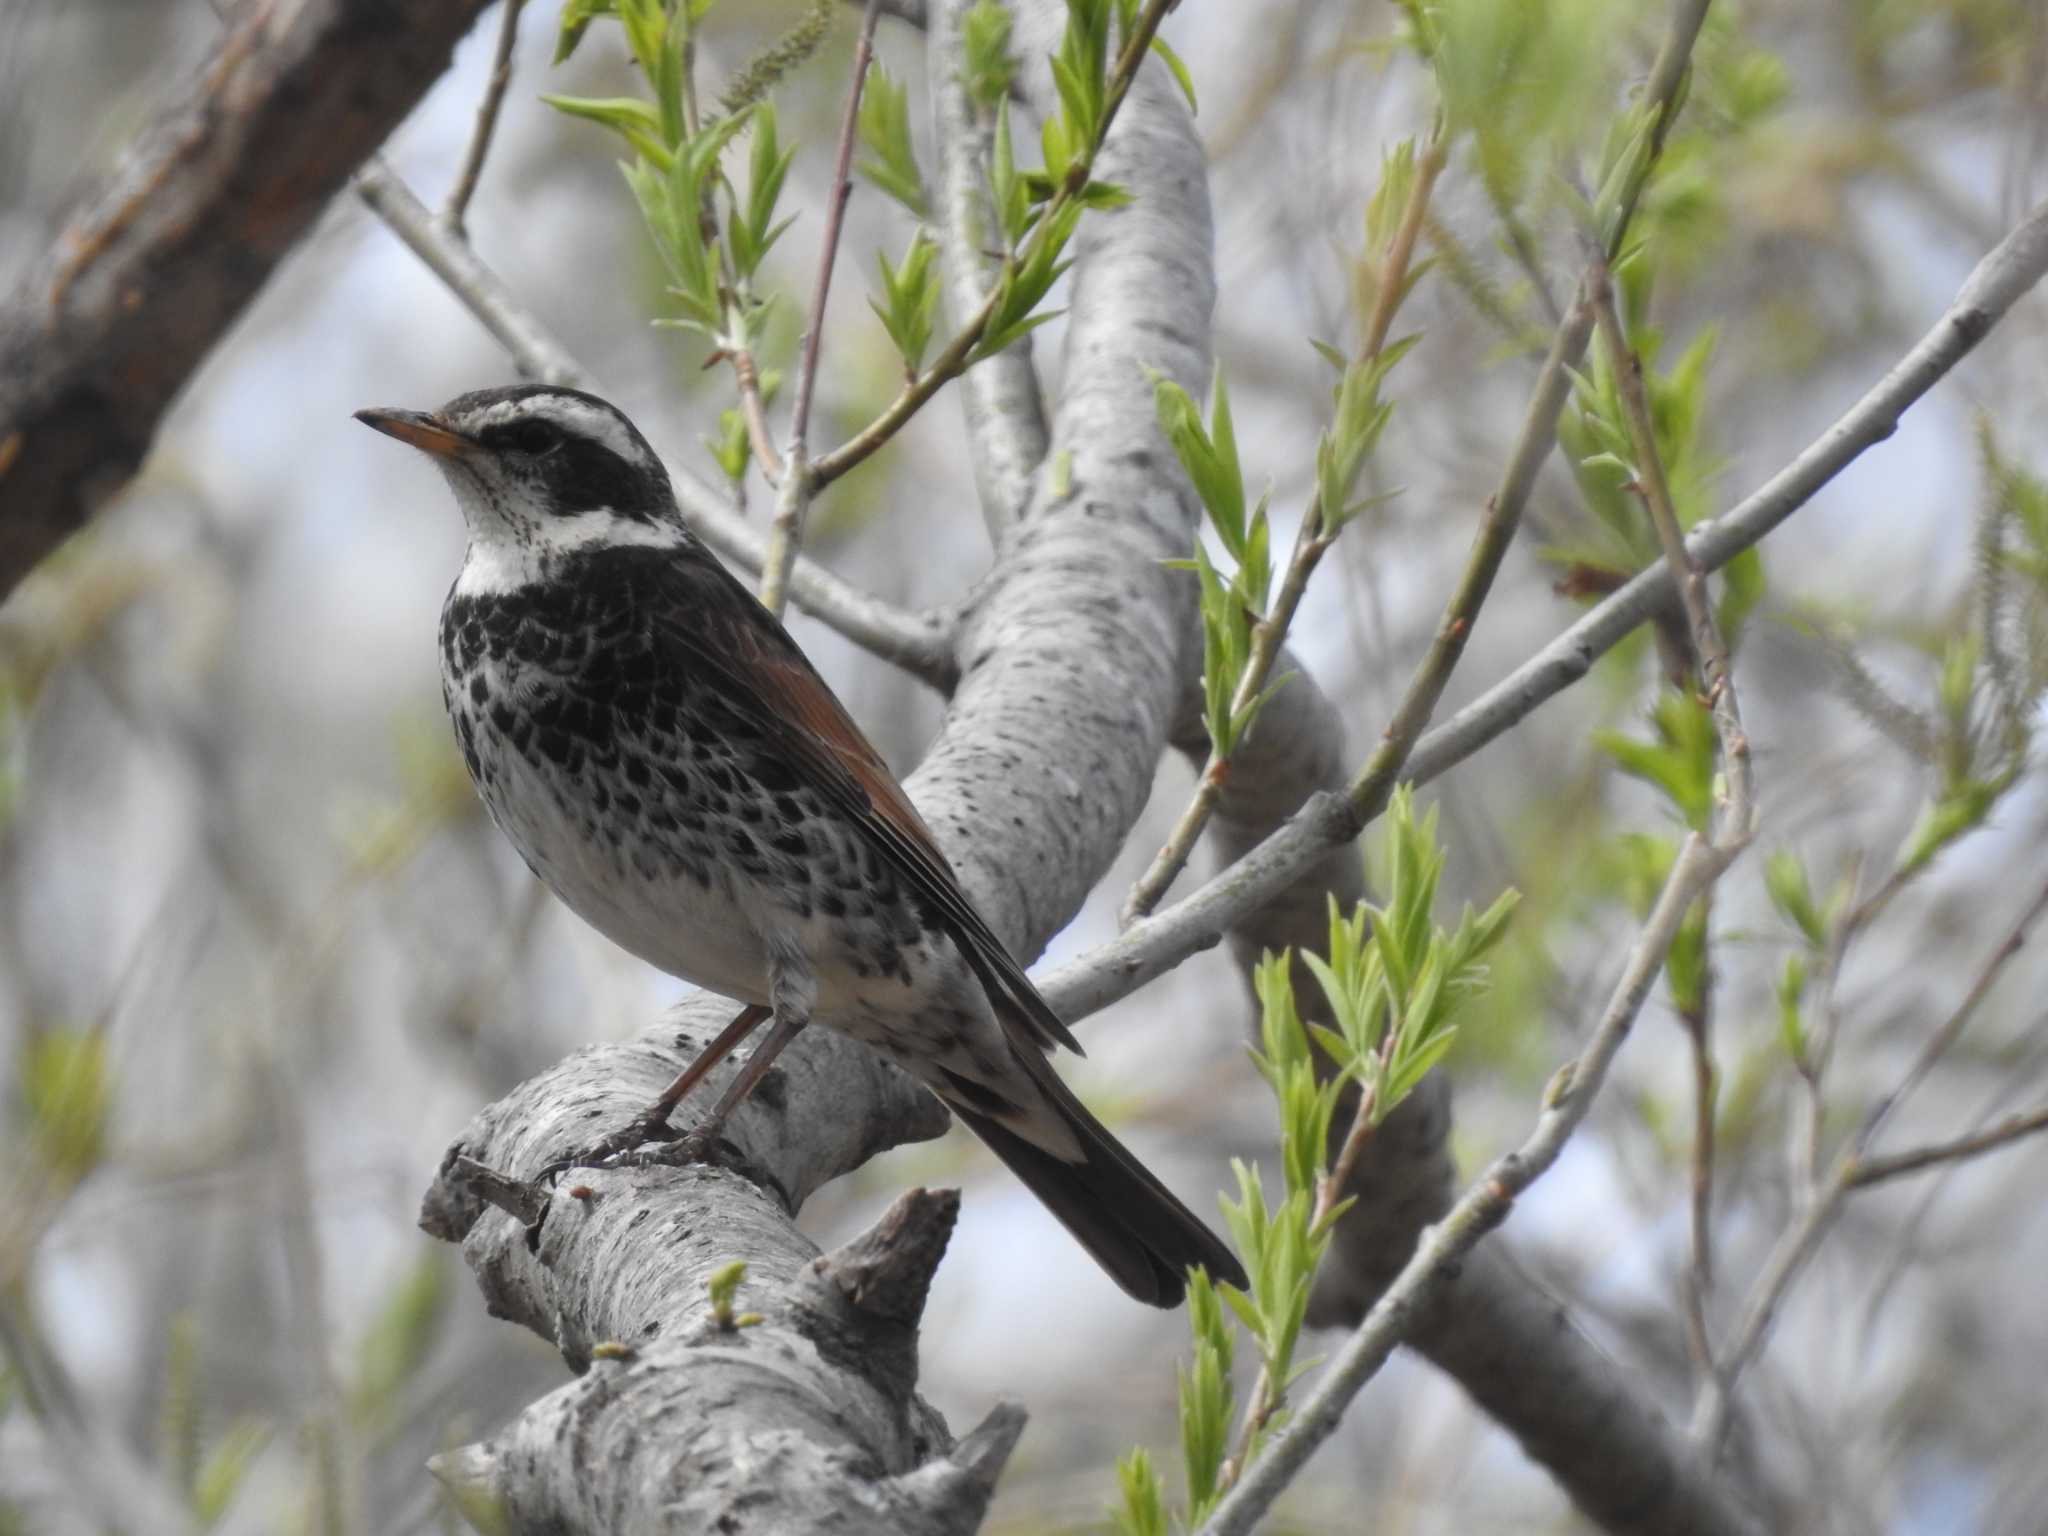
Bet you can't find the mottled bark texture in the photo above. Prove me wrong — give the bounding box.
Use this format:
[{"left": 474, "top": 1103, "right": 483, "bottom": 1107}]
[
  {"left": 0, "top": 0, "right": 494, "bottom": 597},
  {"left": 415, "top": 6, "right": 1214, "bottom": 1529}
]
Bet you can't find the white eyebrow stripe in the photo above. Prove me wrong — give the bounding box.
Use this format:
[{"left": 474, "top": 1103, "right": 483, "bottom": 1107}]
[{"left": 459, "top": 395, "right": 651, "bottom": 468}]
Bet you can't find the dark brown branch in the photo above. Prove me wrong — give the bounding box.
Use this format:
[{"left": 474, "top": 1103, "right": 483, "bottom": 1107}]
[{"left": 0, "top": 0, "right": 495, "bottom": 599}]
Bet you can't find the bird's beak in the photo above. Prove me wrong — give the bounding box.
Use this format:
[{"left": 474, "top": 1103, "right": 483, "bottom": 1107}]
[{"left": 353, "top": 407, "right": 474, "bottom": 460}]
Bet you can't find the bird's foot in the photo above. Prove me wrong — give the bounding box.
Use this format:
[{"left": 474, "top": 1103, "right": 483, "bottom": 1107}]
[
  {"left": 535, "top": 1108, "right": 692, "bottom": 1186},
  {"left": 595, "top": 1126, "right": 728, "bottom": 1172}
]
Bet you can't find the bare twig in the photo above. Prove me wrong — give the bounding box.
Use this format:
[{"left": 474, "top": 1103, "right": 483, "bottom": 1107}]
[
  {"left": 356, "top": 157, "right": 580, "bottom": 385},
  {"left": 1120, "top": 129, "right": 1448, "bottom": 926},
  {"left": 443, "top": 0, "right": 528, "bottom": 237},
  {"left": 1036, "top": 196, "right": 2048, "bottom": 1032},
  {"left": 1591, "top": 248, "right": 1761, "bottom": 1387},
  {"left": 730, "top": 347, "right": 785, "bottom": 485},
  {"left": 806, "top": 0, "right": 1179, "bottom": 493},
  {"left": 1848, "top": 1103, "right": 2048, "bottom": 1187},
  {"left": 759, "top": 0, "right": 885, "bottom": 618},
  {"left": 352, "top": 159, "right": 960, "bottom": 687},
  {"left": 1691, "top": 876, "right": 2048, "bottom": 1453}
]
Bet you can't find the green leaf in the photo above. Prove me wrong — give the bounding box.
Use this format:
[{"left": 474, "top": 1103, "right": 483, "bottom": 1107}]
[
  {"left": 1764, "top": 849, "right": 1825, "bottom": 947},
  {"left": 350, "top": 1251, "right": 448, "bottom": 1432},
  {"left": 1114, "top": 1447, "right": 1169, "bottom": 1536},
  {"left": 989, "top": 104, "right": 1032, "bottom": 246},
  {"left": 193, "top": 1419, "right": 271, "bottom": 1528},
  {"left": 857, "top": 67, "right": 929, "bottom": 218},
  {"left": 541, "top": 95, "right": 674, "bottom": 168},
  {"left": 963, "top": 0, "right": 1015, "bottom": 109},
  {"left": 18, "top": 1026, "right": 110, "bottom": 1181},
  {"left": 705, "top": 407, "right": 751, "bottom": 484},
  {"left": 729, "top": 101, "right": 798, "bottom": 280},
  {"left": 870, "top": 232, "right": 942, "bottom": 375},
  {"left": 1151, "top": 35, "right": 1198, "bottom": 113},
  {"left": 1777, "top": 952, "right": 1809, "bottom": 1064},
  {"left": 1151, "top": 365, "right": 1247, "bottom": 555},
  {"left": 554, "top": 0, "right": 617, "bottom": 64}
]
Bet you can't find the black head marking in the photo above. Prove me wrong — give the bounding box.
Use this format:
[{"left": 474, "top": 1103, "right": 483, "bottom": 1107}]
[{"left": 440, "top": 385, "right": 674, "bottom": 520}]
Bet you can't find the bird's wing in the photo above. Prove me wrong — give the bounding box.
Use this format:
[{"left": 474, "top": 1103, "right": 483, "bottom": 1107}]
[{"left": 645, "top": 549, "right": 1084, "bottom": 1058}]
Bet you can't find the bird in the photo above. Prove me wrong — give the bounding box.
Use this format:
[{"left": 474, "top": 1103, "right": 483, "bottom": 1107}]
[{"left": 355, "top": 383, "right": 1246, "bottom": 1306}]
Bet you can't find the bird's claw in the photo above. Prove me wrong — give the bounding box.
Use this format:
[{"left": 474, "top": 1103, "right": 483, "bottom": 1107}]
[
  {"left": 535, "top": 1110, "right": 686, "bottom": 1186},
  {"left": 534, "top": 1118, "right": 731, "bottom": 1187}
]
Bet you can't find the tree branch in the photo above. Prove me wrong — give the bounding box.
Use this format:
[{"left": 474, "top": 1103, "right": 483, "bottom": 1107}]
[
  {"left": 0, "top": 0, "right": 496, "bottom": 599},
  {"left": 928, "top": 0, "right": 1051, "bottom": 537},
  {"left": 1200, "top": 818, "right": 1757, "bottom": 1536},
  {"left": 758, "top": 0, "right": 886, "bottom": 619},
  {"left": 351, "top": 159, "right": 962, "bottom": 691},
  {"left": 442, "top": 0, "right": 528, "bottom": 238},
  {"left": 1036, "top": 195, "right": 2048, "bottom": 1031}
]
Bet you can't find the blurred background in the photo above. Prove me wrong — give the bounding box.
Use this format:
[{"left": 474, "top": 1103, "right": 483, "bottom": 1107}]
[{"left": 3, "top": 0, "right": 2047, "bottom": 1532}]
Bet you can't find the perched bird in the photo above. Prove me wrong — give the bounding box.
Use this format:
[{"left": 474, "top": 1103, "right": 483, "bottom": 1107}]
[{"left": 357, "top": 384, "right": 1245, "bottom": 1306}]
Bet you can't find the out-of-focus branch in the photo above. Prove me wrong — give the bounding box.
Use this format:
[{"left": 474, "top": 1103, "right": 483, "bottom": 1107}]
[
  {"left": 1847, "top": 1103, "right": 2048, "bottom": 1187},
  {"left": 1691, "top": 876, "right": 2048, "bottom": 1453},
  {"left": 929, "top": 0, "right": 1050, "bottom": 537},
  {"left": 442, "top": 0, "right": 528, "bottom": 237},
  {"left": 352, "top": 160, "right": 963, "bottom": 691},
  {"left": 1037, "top": 195, "right": 2048, "bottom": 1030},
  {"left": 0, "top": 0, "right": 495, "bottom": 599}
]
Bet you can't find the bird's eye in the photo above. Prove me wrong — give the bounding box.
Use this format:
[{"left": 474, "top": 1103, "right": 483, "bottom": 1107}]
[{"left": 509, "top": 420, "right": 560, "bottom": 456}]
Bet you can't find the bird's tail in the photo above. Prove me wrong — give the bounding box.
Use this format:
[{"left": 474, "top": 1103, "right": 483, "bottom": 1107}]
[{"left": 943, "top": 1043, "right": 1248, "bottom": 1308}]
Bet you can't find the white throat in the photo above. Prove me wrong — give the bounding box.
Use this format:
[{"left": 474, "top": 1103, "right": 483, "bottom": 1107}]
[{"left": 455, "top": 509, "right": 689, "bottom": 596}]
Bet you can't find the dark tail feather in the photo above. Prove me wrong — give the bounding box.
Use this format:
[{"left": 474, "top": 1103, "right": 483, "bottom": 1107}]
[{"left": 946, "top": 1055, "right": 1248, "bottom": 1308}]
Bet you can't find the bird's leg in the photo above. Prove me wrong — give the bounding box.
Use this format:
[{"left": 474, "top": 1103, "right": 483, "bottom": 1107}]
[
  {"left": 537, "top": 1002, "right": 768, "bottom": 1182},
  {"left": 586, "top": 955, "right": 816, "bottom": 1172}
]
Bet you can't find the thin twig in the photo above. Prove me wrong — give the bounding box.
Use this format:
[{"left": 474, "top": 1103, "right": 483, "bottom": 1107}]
[
  {"left": 353, "top": 159, "right": 960, "bottom": 686},
  {"left": 760, "top": 0, "right": 885, "bottom": 617},
  {"left": 1199, "top": 828, "right": 1741, "bottom": 1536},
  {"left": 730, "top": 346, "right": 785, "bottom": 484},
  {"left": 1036, "top": 195, "right": 2048, "bottom": 1033},
  {"left": 806, "top": 0, "right": 1180, "bottom": 494},
  {"left": 1691, "top": 876, "right": 2048, "bottom": 1453},
  {"left": 1848, "top": 1103, "right": 2048, "bottom": 1187},
  {"left": 1120, "top": 130, "right": 1448, "bottom": 927},
  {"left": 1590, "top": 248, "right": 1762, "bottom": 1387},
  {"left": 443, "top": 0, "right": 528, "bottom": 237},
  {"left": 1192, "top": 17, "right": 1724, "bottom": 1524},
  {"left": 1680, "top": 901, "right": 1719, "bottom": 1375}
]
